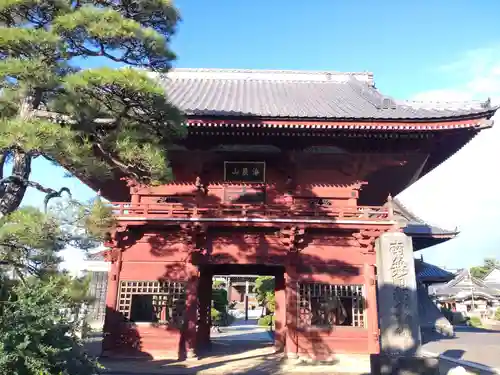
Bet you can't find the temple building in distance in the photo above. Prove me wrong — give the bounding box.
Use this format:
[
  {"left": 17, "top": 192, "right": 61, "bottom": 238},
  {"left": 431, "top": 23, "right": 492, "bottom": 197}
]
[{"left": 75, "top": 68, "right": 497, "bottom": 362}]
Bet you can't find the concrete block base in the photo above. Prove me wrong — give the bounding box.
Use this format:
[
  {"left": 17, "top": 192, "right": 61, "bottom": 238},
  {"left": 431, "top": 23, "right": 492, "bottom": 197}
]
[{"left": 370, "top": 354, "right": 439, "bottom": 375}]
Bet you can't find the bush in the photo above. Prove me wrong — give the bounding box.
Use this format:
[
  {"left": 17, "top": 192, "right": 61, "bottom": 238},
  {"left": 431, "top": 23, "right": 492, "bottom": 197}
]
[
  {"left": 211, "top": 307, "right": 221, "bottom": 324},
  {"left": 495, "top": 307, "right": 500, "bottom": 321},
  {"left": 210, "top": 307, "right": 234, "bottom": 327},
  {"left": 258, "top": 314, "right": 275, "bottom": 328},
  {"left": 468, "top": 316, "right": 482, "bottom": 328},
  {"left": 265, "top": 291, "right": 276, "bottom": 313},
  {"left": 0, "top": 277, "right": 100, "bottom": 375},
  {"left": 212, "top": 288, "right": 228, "bottom": 312}
]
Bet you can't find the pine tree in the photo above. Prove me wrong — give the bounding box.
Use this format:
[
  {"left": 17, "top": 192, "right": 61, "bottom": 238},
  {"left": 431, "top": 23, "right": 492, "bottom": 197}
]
[
  {"left": 0, "top": 2, "right": 183, "bottom": 373},
  {"left": 0, "top": 0, "right": 184, "bottom": 216}
]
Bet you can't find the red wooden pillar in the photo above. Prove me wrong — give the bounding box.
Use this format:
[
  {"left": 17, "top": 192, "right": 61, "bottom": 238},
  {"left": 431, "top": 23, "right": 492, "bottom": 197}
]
[
  {"left": 274, "top": 271, "right": 286, "bottom": 352},
  {"left": 130, "top": 193, "right": 140, "bottom": 204},
  {"left": 181, "top": 264, "right": 199, "bottom": 359},
  {"left": 364, "top": 262, "right": 380, "bottom": 353},
  {"left": 285, "top": 263, "right": 299, "bottom": 358},
  {"left": 102, "top": 249, "right": 122, "bottom": 352},
  {"left": 196, "top": 268, "right": 212, "bottom": 349}
]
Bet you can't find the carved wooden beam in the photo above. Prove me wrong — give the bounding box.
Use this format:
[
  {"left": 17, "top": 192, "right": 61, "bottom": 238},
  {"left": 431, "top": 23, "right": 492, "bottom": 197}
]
[
  {"left": 279, "top": 225, "right": 306, "bottom": 253},
  {"left": 180, "top": 222, "right": 208, "bottom": 250},
  {"left": 352, "top": 229, "right": 383, "bottom": 253},
  {"left": 105, "top": 224, "right": 144, "bottom": 250},
  {"left": 103, "top": 247, "right": 121, "bottom": 263}
]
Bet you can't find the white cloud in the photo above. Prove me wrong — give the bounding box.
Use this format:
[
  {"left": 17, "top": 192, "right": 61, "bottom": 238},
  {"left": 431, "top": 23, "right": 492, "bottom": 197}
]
[
  {"left": 413, "top": 45, "right": 500, "bottom": 103},
  {"left": 400, "top": 45, "right": 500, "bottom": 268}
]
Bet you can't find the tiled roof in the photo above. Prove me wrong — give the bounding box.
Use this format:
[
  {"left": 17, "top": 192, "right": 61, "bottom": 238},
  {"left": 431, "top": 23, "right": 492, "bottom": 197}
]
[
  {"left": 393, "top": 197, "right": 458, "bottom": 237},
  {"left": 391, "top": 198, "right": 458, "bottom": 251},
  {"left": 86, "top": 251, "right": 105, "bottom": 262},
  {"left": 157, "top": 68, "right": 498, "bottom": 121},
  {"left": 429, "top": 269, "right": 500, "bottom": 298},
  {"left": 415, "top": 260, "right": 455, "bottom": 283}
]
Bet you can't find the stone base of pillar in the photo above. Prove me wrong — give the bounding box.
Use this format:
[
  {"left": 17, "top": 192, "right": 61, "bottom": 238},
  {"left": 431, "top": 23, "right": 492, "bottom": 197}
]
[
  {"left": 286, "top": 351, "right": 298, "bottom": 359},
  {"left": 186, "top": 348, "right": 197, "bottom": 360},
  {"left": 370, "top": 354, "right": 439, "bottom": 375}
]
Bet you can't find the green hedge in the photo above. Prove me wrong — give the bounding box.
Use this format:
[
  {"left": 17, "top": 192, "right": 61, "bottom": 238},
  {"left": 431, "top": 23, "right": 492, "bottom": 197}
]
[
  {"left": 212, "top": 288, "right": 228, "bottom": 312},
  {"left": 210, "top": 307, "right": 234, "bottom": 327},
  {"left": 468, "top": 316, "right": 482, "bottom": 328},
  {"left": 258, "top": 314, "right": 275, "bottom": 327}
]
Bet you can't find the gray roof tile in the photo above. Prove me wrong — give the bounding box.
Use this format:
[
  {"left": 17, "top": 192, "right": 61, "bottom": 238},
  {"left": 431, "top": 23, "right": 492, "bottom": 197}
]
[
  {"left": 86, "top": 251, "right": 105, "bottom": 261},
  {"left": 429, "top": 269, "right": 500, "bottom": 298},
  {"left": 156, "top": 69, "right": 497, "bottom": 120},
  {"left": 393, "top": 197, "right": 458, "bottom": 236},
  {"left": 415, "top": 260, "right": 455, "bottom": 283}
]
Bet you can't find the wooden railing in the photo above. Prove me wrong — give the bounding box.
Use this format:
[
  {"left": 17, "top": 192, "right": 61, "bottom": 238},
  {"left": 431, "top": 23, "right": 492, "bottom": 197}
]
[{"left": 110, "top": 202, "right": 391, "bottom": 221}]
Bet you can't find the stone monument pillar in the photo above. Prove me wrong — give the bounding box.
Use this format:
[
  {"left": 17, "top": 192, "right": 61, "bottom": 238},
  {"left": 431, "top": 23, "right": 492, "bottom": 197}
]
[
  {"left": 376, "top": 231, "right": 421, "bottom": 354},
  {"left": 373, "top": 232, "right": 436, "bottom": 374}
]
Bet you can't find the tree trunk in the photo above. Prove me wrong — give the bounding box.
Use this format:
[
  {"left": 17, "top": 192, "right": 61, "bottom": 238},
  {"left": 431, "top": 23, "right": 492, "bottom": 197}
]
[
  {"left": 0, "top": 95, "right": 35, "bottom": 216},
  {"left": 0, "top": 151, "right": 7, "bottom": 198},
  {"left": 0, "top": 152, "right": 32, "bottom": 216}
]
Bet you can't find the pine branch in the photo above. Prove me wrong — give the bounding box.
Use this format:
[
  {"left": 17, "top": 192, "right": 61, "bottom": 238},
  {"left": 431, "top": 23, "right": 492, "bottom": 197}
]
[
  {"left": 33, "top": 111, "right": 153, "bottom": 179},
  {"left": 94, "top": 142, "right": 141, "bottom": 180},
  {"left": 33, "top": 109, "right": 114, "bottom": 125},
  {"left": 0, "top": 176, "right": 71, "bottom": 212},
  {"left": 32, "top": 108, "right": 172, "bottom": 181}
]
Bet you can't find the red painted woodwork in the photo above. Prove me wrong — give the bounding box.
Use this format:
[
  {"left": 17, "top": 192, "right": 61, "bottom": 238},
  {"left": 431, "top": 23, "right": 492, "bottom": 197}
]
[
  {"left": 111, "top": 202, "right": 389, "bottom": 220},
  {"left": 103, "top": 223, "right": 386, "bottom": 359},
  {"left": 99, "top": 119, "right": 431, "bottom": 360},
  {"left": 184, "top": 117, "right": 487, "bottom": 130}
]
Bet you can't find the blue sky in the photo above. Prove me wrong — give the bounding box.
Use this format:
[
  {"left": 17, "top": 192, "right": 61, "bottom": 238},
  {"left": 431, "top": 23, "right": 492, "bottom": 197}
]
[{"left": 20, "top": 0, "right": 500, "bottom": 272}]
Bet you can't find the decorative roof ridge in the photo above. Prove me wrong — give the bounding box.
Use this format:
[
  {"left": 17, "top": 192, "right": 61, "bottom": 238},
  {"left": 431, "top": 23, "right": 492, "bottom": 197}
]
[
  {"left": 392, "top": 196, "right": 458, "bottom": 232},
  {"left": 398, "top": 98, "right": 498, "bottom": 112},
  {"left": 85, "top": 249, "right": 106, "bottom": 261},
  {"left": 161, "top": 68, "right": 375, "bottom": 86},
  {"left": 483, "top": 265, "right": 500, "bottom": 279},
  {"left": 446, "top": 268, "right": 489, "bottom": 289},
  {"left": 416, "top": 259, "right": 455, "bottom": 272}
]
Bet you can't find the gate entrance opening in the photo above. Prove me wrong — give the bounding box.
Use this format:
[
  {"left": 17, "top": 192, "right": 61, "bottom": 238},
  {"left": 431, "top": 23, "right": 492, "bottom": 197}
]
[{"left": 197, "top": 264, "right": 285, "bottom": 356}]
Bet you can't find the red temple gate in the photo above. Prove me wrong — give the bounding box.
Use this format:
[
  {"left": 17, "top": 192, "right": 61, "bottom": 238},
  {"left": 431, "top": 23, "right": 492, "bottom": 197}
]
[{"left": 96, "top": 68, "right": 496, "bottom": 360}]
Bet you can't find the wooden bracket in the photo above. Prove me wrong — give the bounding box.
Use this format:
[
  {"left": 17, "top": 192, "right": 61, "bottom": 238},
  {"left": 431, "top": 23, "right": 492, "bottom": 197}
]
[
  {"left": 279, "top": 225, "right": 306, "bottom": 253},
  {"left": 353, "top": 229, "right": 382, "bottom": 253},
  {"left": 180, "top": 222, "right": 209, "bottom": 250}
]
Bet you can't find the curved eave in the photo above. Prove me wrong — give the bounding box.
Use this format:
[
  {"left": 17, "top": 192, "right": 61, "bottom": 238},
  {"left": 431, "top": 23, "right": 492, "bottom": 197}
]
[
  {"left": 419, "top": 276, "right": 455, "bottom": 284},
  {"left": 438, "top": 291, "right": 498, "bottom": 301},
  {"left": 71, "top": 113, "right": 496, "bottom": 202},
  {"left": 184, "top": 116, "right": 493, "bottom": 132},
  {"left": 75, "top": 171, "right": 130, "bottom": 202},
  {"left": 405, "top": 225, "right": 459, "bottom": 251}
]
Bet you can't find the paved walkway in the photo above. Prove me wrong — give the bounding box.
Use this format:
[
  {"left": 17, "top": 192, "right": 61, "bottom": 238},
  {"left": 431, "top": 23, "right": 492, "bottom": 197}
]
[
  {"left": 210, "top": 318, "right": 273, "bottom": 342},
  {"left": 99, "top": 318, "right": 281, "bottom": 374},
  {"left": 421, "top": 326, "right": 500, "bottom": 370},
  {"left": 96, "top": 319, "right": 367, "bottom": 374}
]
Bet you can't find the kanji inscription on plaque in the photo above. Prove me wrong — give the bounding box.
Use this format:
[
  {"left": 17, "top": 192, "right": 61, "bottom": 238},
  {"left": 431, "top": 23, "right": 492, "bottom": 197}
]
[{"left": 224, "top": 161, "right": 266, "bottom": 183}]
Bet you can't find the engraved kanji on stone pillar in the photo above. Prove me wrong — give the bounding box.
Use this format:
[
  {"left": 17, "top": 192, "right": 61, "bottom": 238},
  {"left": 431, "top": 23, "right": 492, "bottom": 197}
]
[{"left": 375, "top": 232, "right": 421, "bottom": 356}]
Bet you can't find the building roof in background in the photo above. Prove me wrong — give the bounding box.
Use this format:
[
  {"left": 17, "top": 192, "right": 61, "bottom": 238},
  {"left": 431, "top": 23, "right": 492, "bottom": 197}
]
[
  {"left": 429, "top": 268, "right": 500, "bottom": 299},
  {"left": 86, "top": 251, "right": 105, "bottom": 262},
  {"left": 483, "top": 267, "right": 500, "bottom": 290},
  {"left": 390, "top": 197, "right": 458, "bottom": 251},
  {"left": 157, "top": 68, "right": 497, "bottom": 123},
  {"left": 394, "top": 197, "right": 458, "bottom": 236},
  {"left": 415, "top": 260, "right": 455, "bottom": 284}
]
